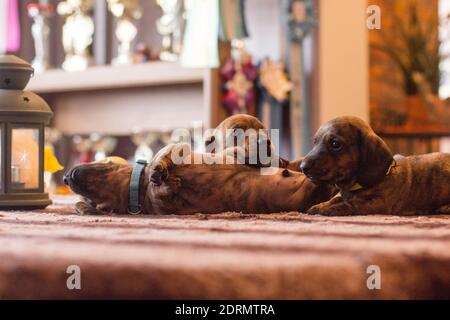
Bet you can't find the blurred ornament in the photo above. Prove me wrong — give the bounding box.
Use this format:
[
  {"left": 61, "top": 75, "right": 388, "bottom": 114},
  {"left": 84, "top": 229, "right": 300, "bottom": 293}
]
[
  {"left": 287, "top": 0, "right": 316, "bottom": 43},
  {"left": 133, "top": 42, "right": 151, "bottom": 64},
  {"left": 44, "top": 146, "right": 63, "bottom": 174},
  {"left": 44, "top": 146, "right": 63, "bottom": 193},
  {"left": 256, "top": 58, "right": 292, "bottom": 142},
  {"left": 27, "top": 2, "right": 54, "bottom": 73},
  {"left": 72, "top": 133, "right": 118, "bottom": 163},
  {"left": 44, "top": 127, "right": 63, "bottom": 193},
  {"left": 45, "top": 126, "right": 62, "bottom": 146},
  {"left": 156, "top": 0, "right": 186, "bottom": 62},
  {"left": 131, "top": 128, "right": 159, "bottom": 162},
  {"left": 107, "top": 0, "right": 142, "bottom": 65},
  {"left": 57, "top": 0, "right": 94, "bottom": 71},
  {"left": 91, "top": 133, "right": 118, "bottom": 162},
  {"left": 259, "top": 58, "right": 293, "bottom": 102},
  {"left": 72, "top": 135, "right": 94, "bottom": 163},
  {"left": 221, "top": 40, "right": 257, "bottom": 115},
  {"left": 159, "top": 127, "right": 174, "bottom": 145}
]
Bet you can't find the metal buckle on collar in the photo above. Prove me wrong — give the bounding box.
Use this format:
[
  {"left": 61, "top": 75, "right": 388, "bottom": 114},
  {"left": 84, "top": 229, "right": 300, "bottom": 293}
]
[{"left": 128, "top": 206, "right": 142, "bottom": 215}]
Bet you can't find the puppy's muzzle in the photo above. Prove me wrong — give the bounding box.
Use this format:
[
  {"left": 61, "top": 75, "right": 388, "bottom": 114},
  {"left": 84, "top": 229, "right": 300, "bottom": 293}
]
[{"left": 300, "top": 159, "right": 329, "bottom": 180}]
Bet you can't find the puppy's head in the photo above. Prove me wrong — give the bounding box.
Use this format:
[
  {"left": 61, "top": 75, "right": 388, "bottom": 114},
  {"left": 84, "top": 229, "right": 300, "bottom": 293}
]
[
  {"left": 205, "top": 114, "right": 267, "bottom": 150},
  {"left": 301, "top": 117, "right": 393, "bottom": 188},
  {"left": 205, "top": 114, "right": 282, "bottom": 166},
  {"left": 64, "top": 162, "right": 133, "bottom": 214}
]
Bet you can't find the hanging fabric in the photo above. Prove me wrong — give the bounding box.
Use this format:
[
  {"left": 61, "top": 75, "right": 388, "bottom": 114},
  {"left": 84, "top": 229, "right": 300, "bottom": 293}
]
[
  {"left": 180, "top": 0, "right": 220, "bottom": 68},
  {"left": 219, "top": 0, "right": 248, "bottom": 41},
  {"left": 0, "top": 0, "right": 20, "bottom": 54},
  {"left": 0, "top": 0, "right": 8, "bottom": 54},
  {"left": 6, "top": 0, "right": 20, "bottom": 52}
]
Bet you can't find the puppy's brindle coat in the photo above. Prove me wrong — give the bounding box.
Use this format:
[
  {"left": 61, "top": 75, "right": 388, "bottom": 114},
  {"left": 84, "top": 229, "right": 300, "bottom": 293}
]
[
  {"left": 301, "top": 116, "right": 450, "bottom": 216},
  {"left": 66, "top": 114, "right": 333, "bottom": 215},
  {"left": 65, "top": 144, "right": 334, "bottom": 215}
]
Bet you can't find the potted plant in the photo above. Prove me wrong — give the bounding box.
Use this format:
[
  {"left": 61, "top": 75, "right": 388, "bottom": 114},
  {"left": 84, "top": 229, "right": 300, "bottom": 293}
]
[{"left": 371, "top": 0, "right": 450, "bottom": 133}]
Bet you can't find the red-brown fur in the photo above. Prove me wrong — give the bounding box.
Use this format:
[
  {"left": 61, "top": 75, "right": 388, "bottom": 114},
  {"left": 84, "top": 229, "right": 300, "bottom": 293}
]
[{"left": 301, "top": 116, "right": 450, "bottom": 216}]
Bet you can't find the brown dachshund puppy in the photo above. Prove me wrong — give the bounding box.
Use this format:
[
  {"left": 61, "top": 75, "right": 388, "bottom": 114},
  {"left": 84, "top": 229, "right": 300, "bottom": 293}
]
[
  {"left": 206, "top": 114, "right": 300, "bottom": 170},
  {"left": 301, "top": 116, "right": 450, "bottom": 216},
  {"left": 64, "top": 144, "right": 335, "bottom": 215}
]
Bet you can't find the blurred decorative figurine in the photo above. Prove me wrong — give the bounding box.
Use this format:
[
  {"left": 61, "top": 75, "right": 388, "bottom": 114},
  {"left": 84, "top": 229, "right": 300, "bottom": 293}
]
[
  {"left": 91, "top": 133, "right": 118, "bottom": 162},
  {"left": 133, "top": 42, "right": 151, "bottom": 64},
  {"left": 57, "top": 0, "right": 94, "bottom": 71},
  {"left": 259, "top": 59, "right": 293, "bottom": 102},
  {"left": 156, "top": 0, "right": 185, "bottom": 62},
  {"left": 107, "top": 0, "right": 142, "bottom": 65},
  {"left": 131, "top": 128, "right": 159, "bottom": 162},
  {"left": 72, "top": 135, "right": 94, "bottom": 163},
  {"left": 44, "top": 127, "right": 64, "bottom": 193},
  {"left": 257, "top": 58, "right": 292, "bottom": 131},
  {"left": 221, "top": 40, "right": 257, "bottom": 115},
  {"left": 27, "top": 2, "right": 54, "bottom": 73},
  {"left": 72, "top": 133, "right": 117, "bottom": 163}
]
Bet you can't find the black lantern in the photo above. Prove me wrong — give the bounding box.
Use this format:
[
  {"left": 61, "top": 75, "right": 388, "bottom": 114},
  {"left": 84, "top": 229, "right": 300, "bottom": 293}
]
[{"left": 0, "top": 55, "right": 53, "bottom": 209}]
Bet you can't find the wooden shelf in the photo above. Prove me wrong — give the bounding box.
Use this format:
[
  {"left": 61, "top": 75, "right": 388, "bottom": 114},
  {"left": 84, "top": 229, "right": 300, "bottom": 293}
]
[{"left": 27, "top": 61, "right": 205, "bottom": 93}]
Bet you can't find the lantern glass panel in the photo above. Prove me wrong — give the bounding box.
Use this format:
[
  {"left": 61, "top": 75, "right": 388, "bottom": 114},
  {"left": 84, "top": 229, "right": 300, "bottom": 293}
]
[{"left": 11, "top": 128, "right": 39, "bottom": 190}]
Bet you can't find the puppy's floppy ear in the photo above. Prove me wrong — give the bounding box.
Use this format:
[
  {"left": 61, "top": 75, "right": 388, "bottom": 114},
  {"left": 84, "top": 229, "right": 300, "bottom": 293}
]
[
  {"left": 357, "top": 130, "right": 393, "bottom": 188},
  {"left": 278, "top": 157, "right": 290, "bottom": 169}
]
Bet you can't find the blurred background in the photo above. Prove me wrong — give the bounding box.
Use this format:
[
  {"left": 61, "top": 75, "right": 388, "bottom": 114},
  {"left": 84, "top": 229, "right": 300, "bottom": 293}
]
[{"left": 0, "top": 0, "right": 449, "bottom": 193}]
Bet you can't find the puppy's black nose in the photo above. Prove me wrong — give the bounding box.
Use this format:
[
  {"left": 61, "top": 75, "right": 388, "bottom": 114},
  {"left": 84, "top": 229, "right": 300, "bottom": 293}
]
[
  {"left": 300, "top": 162, "right": 311, "bottom": 175},
  {"left": 63, "top": 174, "right": 69, "bottom": 185},
  {"left": 63, "top": 168, "right": 80, "bottom": 185}
]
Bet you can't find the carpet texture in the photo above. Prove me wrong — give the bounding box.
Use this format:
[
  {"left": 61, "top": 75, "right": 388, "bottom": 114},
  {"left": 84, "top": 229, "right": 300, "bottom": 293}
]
[{"left": 0, "top": 196, "right": 448, "bottom": 299}]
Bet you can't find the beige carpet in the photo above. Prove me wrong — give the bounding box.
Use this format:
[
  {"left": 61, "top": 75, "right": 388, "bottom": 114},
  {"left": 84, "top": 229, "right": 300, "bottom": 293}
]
[{"left": 0, "top": 196, "right": 448, "bottom": 299}]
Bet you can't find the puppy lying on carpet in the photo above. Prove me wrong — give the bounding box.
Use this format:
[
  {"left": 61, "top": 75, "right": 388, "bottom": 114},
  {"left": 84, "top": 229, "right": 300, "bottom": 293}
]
[
  {"left": 64, "top": 143, "right": 334, "bottom": 215},
  {"left": 301, "top": 116, "right": 450, "bottom": 216}
]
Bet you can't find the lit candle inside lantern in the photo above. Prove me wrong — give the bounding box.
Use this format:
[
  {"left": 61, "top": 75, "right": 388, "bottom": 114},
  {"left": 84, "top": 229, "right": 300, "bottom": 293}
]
[{"left": 12, "top": 129, "right": 39, "bottom": 189}]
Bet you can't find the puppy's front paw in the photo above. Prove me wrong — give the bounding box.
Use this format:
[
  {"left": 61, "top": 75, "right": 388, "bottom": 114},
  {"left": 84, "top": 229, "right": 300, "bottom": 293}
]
[
  {"left": 306, "top": 205, "right": 325, "bottom": 216},
  {"left": 307, "top": 204, "right": 353, "bottom": 216},
  {"left": 75, "top": 201, "right": 105, "bottom": 216},
  {"left": 436, "top": 204, "right": 450, "bottom": 214},
  {"left": 306, "top": 203, "right": 337, "bottom": 216},
  {"left": 150, "top": 163, "right": 169, "bottom": 186}
]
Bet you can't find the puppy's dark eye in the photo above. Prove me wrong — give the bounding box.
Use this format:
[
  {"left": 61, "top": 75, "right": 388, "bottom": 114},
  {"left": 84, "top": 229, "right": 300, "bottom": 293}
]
[{"left": 330, "top": 140, "right": 342, "bottom": 152}]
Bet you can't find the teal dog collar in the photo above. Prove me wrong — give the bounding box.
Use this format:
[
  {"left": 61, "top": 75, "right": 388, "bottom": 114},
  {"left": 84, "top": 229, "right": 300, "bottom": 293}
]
[{"left": 128, "top": 159, "right": 148, "bottom": 215}]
